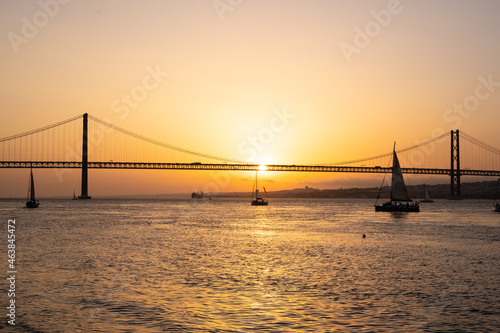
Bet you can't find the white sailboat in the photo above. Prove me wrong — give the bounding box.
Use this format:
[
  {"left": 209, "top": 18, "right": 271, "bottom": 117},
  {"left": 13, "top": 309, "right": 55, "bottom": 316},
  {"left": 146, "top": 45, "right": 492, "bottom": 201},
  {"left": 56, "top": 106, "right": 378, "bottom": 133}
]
[
  {"left": 375, "top": 144, "right": 419, "bottom": 212},
  {"left": 420, "top": 185, "right": 434, "bottom": 203},
  {"left": 26, "top": 168, "right": 39, "bottom": 208},
  {"left": 251, "top": 171, "right": 268, "bottom": 205}
]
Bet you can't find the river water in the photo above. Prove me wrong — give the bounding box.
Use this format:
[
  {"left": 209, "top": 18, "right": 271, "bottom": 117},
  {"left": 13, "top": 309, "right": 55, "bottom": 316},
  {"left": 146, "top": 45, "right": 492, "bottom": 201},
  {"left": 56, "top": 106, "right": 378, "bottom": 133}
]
[{"left": 1, "top": 198, "right": 499, "bottom": 332}]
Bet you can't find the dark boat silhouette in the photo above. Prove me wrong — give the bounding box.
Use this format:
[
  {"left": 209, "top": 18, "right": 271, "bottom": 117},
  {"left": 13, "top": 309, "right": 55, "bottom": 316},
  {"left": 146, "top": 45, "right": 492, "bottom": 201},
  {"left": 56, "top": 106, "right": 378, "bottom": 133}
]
[
  {"left": 375, "top": 144, "right": 419, "bottom": 212},
  {"left": 191, "top": 191, "right": 204, "bottom": 199},
  {"left": 493, "top": 178, "right": 500, "bottom": 212},
  {"left": 251, "top": 171, "right": 268, "bottom": 206},
  {"left": 26, "top": 168, "right": 39, "bottom": 208}
]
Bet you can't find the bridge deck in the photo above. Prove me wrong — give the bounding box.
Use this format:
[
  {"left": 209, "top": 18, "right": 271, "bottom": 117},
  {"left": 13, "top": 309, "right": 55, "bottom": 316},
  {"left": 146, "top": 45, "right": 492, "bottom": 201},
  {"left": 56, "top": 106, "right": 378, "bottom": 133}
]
[{"left": 1, "top": 161, "right": 499, "bottom": 177}]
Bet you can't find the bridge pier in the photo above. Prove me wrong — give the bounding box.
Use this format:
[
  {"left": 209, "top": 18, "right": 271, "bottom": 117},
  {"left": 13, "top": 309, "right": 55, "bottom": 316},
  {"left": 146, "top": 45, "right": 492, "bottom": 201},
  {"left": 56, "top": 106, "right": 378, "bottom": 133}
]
[
  {"left": 78, "top": 113, "right": 91, "bottom": 199},
  {"left": 450, "top": 130, "right": 461, "bottom": 200}
]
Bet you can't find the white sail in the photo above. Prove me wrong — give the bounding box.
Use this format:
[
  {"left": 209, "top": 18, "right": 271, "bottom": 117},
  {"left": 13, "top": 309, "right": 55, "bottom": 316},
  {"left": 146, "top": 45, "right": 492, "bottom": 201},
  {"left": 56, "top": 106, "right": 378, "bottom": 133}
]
[
  {"left": 424, "top": 187, "right": 430, "bottom": 201},
  {"left": 390, "top": 149, "right": 411, "bottom": 202}
]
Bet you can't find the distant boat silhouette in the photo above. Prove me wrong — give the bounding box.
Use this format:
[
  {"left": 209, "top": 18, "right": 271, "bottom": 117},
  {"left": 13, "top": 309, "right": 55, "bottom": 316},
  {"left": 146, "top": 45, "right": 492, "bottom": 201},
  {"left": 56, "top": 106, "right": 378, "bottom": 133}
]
[
  {"left": 73, "top": 190, "right": 78, "bottom": 200},
  {"left": 375, "top": 144, "right": 419, "bottom": 212},
  {"left": 493, "top": 178, "right": 500, "bottom": 212},
  {"left": 251, "top": 171, "right": 268, "bottom": 206},
  {"left": 420, "top": 185, "right": 434, "bottom": 203},
  {"left": 26, "top": 168, "right": 39, "bottom": 208},
  {"left": 191, "top": 191, "right": 204, "bottom": 199}
]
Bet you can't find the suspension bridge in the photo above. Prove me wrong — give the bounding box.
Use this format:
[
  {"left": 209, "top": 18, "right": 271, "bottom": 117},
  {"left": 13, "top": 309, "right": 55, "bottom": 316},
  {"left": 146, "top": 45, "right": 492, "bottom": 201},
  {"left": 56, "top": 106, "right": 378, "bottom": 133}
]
[{"left": 1, "top": 113, "right": 500, "bottom": 199}]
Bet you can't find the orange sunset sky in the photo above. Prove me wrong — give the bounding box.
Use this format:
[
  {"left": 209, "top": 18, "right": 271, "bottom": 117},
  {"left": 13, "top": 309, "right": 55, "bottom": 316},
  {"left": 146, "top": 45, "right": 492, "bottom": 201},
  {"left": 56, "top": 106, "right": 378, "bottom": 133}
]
[{"left": 1, "top": 0, "right": 500, "bottom": 197}]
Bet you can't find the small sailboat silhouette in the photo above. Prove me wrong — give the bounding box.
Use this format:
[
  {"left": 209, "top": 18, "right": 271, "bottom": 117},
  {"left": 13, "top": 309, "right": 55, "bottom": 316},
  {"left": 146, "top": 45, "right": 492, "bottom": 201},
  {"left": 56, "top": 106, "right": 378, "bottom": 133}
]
[
  {"left": 375, "top": 144, "right": 419, "bottom": 212},
  {"left": 251, "top": 171, "right": 268, "bottom": 206},
  {"left": 420, "top": 185, "right": 434, "bottom": 203},
  {"left": 493, "top": 178, "right": 500, "bottom": 212},
  {"left": 26, "top": 168, "right": 39, "bottom": 208}
]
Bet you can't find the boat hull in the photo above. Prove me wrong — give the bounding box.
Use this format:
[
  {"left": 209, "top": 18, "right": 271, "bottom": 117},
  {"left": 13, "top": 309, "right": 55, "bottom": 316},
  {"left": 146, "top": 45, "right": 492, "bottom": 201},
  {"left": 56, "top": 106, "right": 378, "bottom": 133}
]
[
  {"left": 420, "top": 199, "right": 434, "bottom": 203},
  {"left": 375, "top": 203, "right": 419, "bottom": 212},
  {"left": 26, "top": 200, "right": 39, "bottom": 208},
  {"left": 251, "top": 199, "right": 268, "bottom": 206},
  {"left": 191, "top": 191, "right": 204, "bottom": 199}
]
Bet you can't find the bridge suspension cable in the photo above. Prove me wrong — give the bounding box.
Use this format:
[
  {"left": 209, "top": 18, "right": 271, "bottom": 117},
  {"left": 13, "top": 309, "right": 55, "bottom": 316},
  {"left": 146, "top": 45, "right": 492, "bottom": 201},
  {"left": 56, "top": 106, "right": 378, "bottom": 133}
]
[
  {"left": 1, "top": 114, "right": 82, "bottom": 162},
  {"left": 461, "top": 131, "right": 500, "bottom": 156},
  {"left": 459, "top": 131, "right": 500, "bottom": 171},
  {"left": 320, "top": 131, "right": 450, "bottom": 166},
  {"left": 1, "top": 113, "right": 500, "bottom": 175},
  {"left": 0, "top": 114, "right": 83, "bottom": 143},
  {"left": 88, "top": 115, "right": 247, "bottom": 164}
]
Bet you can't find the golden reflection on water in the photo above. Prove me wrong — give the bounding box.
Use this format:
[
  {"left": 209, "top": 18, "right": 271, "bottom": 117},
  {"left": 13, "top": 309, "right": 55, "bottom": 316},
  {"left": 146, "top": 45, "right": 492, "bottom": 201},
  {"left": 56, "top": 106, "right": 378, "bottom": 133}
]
[{"left": 8, "top": 198, "right": 500, "bottom": 332}]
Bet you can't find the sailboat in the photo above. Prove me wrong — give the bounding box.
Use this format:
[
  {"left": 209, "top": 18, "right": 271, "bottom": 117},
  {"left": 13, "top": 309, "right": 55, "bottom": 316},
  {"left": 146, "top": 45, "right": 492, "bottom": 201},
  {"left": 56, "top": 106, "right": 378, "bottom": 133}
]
[
  {"left": 493, "top": 178, "right": 500, "bottom": 212},
  {"left": 73, "top": 190, "right": 78, "bottom": 200},
  {"left": 420, "top": 185, "right": 434, "bottom": 203},
  {"left": 251, "top": 171, "right": 268, "bottom": 205},
  {"left": 26, "top": 168, "right": 39, "bottom": 208},
  {"left": 375, "top": 144, "right": 419, "bottom": 212}
]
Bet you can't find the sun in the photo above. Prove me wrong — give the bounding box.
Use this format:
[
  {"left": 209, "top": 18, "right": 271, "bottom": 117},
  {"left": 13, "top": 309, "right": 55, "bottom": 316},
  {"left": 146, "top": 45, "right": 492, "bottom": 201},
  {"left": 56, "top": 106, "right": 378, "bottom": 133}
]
[{"left": 258, "top": 164, "right": 268, "bottom": 171}]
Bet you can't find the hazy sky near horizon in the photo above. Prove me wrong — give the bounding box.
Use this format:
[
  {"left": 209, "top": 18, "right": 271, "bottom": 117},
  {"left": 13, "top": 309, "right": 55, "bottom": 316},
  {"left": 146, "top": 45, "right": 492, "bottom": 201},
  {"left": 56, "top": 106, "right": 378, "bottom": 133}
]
[{"left": 1, "top": 0, "right": 500, "bottom": 197}]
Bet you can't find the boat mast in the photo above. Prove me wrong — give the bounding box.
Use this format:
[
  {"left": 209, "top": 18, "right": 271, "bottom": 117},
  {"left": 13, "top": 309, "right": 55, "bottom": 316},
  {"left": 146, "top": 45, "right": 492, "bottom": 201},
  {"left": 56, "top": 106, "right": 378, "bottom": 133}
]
[
  {"left": 494, "top": 178, "right": 500, "bottom": 205},
  {"left": 390, "top": 143, "right": 395, "bottom": 203},
  {"left": 255, "top": 170, "right": 258, "bottom": 198},
  {"left": 251, "top": 171, "right": 256, "bottom": 200}
]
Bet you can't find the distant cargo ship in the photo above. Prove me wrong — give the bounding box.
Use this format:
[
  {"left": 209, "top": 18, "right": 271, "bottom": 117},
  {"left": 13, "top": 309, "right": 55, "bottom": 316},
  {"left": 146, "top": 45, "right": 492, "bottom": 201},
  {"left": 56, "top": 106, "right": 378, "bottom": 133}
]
[{"left": 191, "top": 191, "right": 204, "bottom": 199}]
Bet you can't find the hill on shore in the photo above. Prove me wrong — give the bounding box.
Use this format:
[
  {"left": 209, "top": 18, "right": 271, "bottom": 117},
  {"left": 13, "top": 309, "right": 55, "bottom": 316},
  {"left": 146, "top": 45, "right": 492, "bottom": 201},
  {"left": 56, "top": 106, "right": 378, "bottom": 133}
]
[{"left": 213, "top": 180, "right": 500, "bottom": 200}]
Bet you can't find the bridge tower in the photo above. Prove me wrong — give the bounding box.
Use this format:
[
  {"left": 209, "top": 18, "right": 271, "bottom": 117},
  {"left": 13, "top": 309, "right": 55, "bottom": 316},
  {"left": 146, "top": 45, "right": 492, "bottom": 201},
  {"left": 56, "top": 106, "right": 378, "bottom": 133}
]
[
  {"left": 78, "top": 113, "right": 91, "bottom": 199},
  {"left": 450, "top": 129, "right": 461, "bottom": 199}
]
